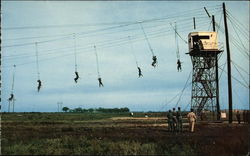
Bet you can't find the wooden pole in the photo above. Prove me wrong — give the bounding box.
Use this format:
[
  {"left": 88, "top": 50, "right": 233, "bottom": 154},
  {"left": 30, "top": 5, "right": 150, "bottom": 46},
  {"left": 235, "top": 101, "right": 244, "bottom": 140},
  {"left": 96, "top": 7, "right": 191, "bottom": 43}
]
[{"left": 223, "top": 2, "right": 233, "bottom": 123}]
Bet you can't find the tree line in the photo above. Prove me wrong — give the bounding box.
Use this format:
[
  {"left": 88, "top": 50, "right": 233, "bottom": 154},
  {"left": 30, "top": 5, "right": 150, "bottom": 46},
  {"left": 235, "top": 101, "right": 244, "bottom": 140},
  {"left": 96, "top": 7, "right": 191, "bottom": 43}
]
[{"left": 62, "top": 107, "right": 130, "bottom": 113}]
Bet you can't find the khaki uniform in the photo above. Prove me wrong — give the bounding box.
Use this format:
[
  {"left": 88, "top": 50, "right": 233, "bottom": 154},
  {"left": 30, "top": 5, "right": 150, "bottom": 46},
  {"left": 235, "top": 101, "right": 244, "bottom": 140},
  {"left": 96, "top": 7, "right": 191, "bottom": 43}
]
[{"left": 187, "top": 112, "right": 197, "bottom": 132}]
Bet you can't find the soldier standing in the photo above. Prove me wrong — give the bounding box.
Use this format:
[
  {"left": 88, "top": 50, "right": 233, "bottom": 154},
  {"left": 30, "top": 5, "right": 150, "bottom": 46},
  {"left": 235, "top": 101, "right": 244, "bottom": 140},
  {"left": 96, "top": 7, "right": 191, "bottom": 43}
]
[
  {"left": 236, "top": 111, "right": 241, "bottom": 124},
  {"left": 176, "top": 107, "right": 183, "bottom": 132},
  {"left": 187, "top": 108, "right": 197, "bottom": 133},
  {"left": 172, "top": 108, "right": 177, "bottom": 132},
  {"left": 167, "top": 110, "right": 174, "bottom": 132}
]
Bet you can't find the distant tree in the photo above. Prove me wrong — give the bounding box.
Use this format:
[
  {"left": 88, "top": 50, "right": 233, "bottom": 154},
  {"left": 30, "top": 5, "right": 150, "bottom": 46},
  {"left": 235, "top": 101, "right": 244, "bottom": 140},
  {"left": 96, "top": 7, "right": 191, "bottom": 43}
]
[
  {"left": 62, "top": 107, "right": 69, "bottom": 112},
  {"left": 74, "top": 107, "right": 82, "bottom": 113},
  {"left": 88, "top": 108, "right": 94, "bottom": 113}
]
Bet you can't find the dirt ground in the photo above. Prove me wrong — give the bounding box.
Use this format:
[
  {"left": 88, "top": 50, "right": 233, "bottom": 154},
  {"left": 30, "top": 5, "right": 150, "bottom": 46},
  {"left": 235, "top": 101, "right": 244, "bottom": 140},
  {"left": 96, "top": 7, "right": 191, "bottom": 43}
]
[{"left": 2, "top": 115, "right": 249, "bottom": 155}]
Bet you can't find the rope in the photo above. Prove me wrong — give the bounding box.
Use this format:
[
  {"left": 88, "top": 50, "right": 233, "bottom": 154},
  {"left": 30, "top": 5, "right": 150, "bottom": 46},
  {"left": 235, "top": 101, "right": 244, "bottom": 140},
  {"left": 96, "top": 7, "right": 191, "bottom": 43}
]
[
  {"left": 228, "top": 17, "right": 249, "bottom": 57},
  {"left": 35, "top": 42, "right": 40, "bottom": 80},
  {"left": 170, "top": 22, "right": 188, "bottom": 44},
  {"left": 94, "top": 45, "right": 101, "bottom": 78},
  {"left": 158, "top": 69, "right": 193, "bottom": 111},
  {"left": 73, "top": 33, "right": 77, "bottom": 72},
  {"left": 174, "top": 22, "right": 180, "bottom": 60},
  {"left": 232, "top": 62, "right": 249, "bottom": 87},
  {"left": 218, "top": 64, "right": 249, "bottom": 89},
  {"left": 139, "top": 22, "right": 155, "bottom": 56},
  {"left": 128, "top": 36, "right": 139, "bottom": 67},
  {"left": 11, "top": 65, "right": 16, "bottom": 94},
  {"left": 175, "top": 71, "right": 192, "bottom": 108}
]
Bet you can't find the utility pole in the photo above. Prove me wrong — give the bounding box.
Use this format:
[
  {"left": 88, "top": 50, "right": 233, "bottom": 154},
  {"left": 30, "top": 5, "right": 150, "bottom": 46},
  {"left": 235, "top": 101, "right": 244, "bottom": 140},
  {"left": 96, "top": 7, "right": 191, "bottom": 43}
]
[
  {"left": 223, "top": 2, "right": 233, "bottom": 123},
  {"left": 193, "top": 17, "right": 196, "bottom": 30},
  {"left": 212, "top": 15, "right": 221, "bottom": 120},
  {"left": 57, "top": 102, "right": 63, "bottom": 112}
]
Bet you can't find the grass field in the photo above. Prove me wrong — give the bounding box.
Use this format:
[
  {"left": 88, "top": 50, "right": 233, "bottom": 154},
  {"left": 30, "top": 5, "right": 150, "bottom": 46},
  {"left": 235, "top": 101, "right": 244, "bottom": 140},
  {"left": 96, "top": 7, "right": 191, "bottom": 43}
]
[{"left": 1, "top": 112, "right": 249, "bottom": 155}]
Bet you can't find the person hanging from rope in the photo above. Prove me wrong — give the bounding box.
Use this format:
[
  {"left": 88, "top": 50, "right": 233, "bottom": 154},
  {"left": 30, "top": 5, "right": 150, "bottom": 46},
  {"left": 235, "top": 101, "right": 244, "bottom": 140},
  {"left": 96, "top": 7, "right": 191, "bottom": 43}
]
[
  {"left": 128, "top": 36, "right": 144, "bottom": 78},
  {"left": 152, "top": 55, "right": 157, "bottom": 67},
  {"left": 177, "top": 59, "right": 182, "bottom": 72},
  {"left": 98, "top": 77, "right": 104, "bottom": 87},
  {"left": 137, "top": 67, "right": 143, "bottom": 78},
  {"left": 74, "top": 71, "right": 79, "bottom": 83},
  {"left": 94, "top": 45, "right": 104, "bottom": 87},
  {"left": 73, "top": 34, "right": 80, "bottom": 84},
  {"left": 140, "top": 23, "right": 157, "bottom": 68},
  {"left": 37, "top": 79, "right": 42, "bottom": 92},
  {"left": 8, "top": 93, "right": 14, "bottom": 101}
]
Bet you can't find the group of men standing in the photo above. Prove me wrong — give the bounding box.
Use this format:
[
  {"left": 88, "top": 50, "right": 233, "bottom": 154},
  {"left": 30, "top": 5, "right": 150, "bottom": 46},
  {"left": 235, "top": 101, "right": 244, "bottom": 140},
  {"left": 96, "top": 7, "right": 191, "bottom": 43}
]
[{"left": 167, "top": 107, "right": 197, "bottom": 133}]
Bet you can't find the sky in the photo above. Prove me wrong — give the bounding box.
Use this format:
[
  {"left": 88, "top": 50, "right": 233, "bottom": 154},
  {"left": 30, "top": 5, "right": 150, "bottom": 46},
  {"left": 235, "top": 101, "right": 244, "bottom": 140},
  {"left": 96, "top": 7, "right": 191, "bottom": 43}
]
[{"left": 1, "top": 1, "right": 249, "bottom": 112}]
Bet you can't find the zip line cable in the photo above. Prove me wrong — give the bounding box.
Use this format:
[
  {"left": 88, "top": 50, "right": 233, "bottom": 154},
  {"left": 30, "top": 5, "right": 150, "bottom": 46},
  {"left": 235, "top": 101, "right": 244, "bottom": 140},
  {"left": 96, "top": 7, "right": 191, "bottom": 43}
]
[
  {"left": 3, "top": 19, "right": 213, "bottom": 64},
  {"left": 3, "top": 21, "right": 213, "bottom": 68},
  {"left": 5, "top": 16, "right": 211, "bottom": 57},
  {"left": 3, "top": 5, "right": 219, "bottom": 31},
  {"left": 3, "top": 6, "right": 221, "bottom": 51},
  {"left": 4, "top": 13, "right": 209, "bottom": 43}
]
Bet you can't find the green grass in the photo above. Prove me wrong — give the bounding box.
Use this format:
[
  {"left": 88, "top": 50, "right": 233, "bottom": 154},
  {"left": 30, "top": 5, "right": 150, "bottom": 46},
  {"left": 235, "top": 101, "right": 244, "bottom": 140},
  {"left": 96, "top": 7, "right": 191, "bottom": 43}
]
[{"left": 2, "top": 135, "right": 197, "bottom": 155}]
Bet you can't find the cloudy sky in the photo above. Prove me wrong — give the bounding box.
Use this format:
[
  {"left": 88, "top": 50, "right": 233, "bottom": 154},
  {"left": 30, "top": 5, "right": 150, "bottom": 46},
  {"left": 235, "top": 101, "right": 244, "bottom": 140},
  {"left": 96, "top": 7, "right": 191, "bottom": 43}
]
[{"left": 1, "top": 1, "right": 249, "bottom": 112}]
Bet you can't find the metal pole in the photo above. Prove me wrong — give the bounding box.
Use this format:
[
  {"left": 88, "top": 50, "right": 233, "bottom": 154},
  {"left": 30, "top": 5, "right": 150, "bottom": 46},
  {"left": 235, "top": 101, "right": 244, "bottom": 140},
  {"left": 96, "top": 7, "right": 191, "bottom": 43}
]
[
  {"left": 223, "top": 2, "right": 233, "bottom": 123},
  {"left": 212, "top": 15, "right": 221, "bottom": 120},
  {"left": 8, "top": 101, "right": 10, "bottom": 112},
  {"left": 193, "top": 17, "right": 196, "bottom": 30}
]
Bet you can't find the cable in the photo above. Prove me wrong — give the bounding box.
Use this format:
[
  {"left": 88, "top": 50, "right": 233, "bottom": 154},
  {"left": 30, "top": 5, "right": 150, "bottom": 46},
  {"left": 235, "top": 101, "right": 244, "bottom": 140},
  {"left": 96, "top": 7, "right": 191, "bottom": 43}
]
[
  {"left": 73, "top": 34, "right": 77, "bottom": 72},
  {"left": 35, "top": 42, "right": 40, "bottom": 80},
  {"left": 94, "top": 45, "right": 101, "bottom": 78},
  {"left": 232, "top": 62, "right": 249, "bottom": 86},
  {"left": 170, "top": 22, "right": 188, "bottom": 44},
  {"left": 3, "top": 21, "right": 212, "bottom": 68},
  {"left": 128, "top": 36, "right": 139, "bottom": 68},
  {"left": 3, "top": 6, "right": 217, "bottom": 48},
  {"left": 231, "top": 60, "right": 249, "bottom": 76},
  {"left": 139, "top": 22, "right": 155, "bottom": 56},
  {"left": 175, "top": 71, "right": 192, "bottom": 108},
  {"left": 218, "top": 64, "right": 249, "bottom": 89},
  {"left": 11, "top": 65, "right": 16, "bottom": 94},
  {"left": 158, "top": 70, "right": 192, "bottom": 111},
  {"left": 228, "top": 16, "right": 249, "bottom": 55}
]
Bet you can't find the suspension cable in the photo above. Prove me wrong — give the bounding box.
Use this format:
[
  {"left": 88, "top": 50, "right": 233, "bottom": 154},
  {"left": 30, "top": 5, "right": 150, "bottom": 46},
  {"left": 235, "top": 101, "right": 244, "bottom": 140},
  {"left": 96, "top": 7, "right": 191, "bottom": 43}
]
[
  {"left": 174, "top": 22, "right": 180, "bottom": 60},
  {"left": 11, "top": 65, "right": 16, "bottom": 94},
  {"left": 73, "top": 33, "right": 77, "bottom": 72},
  {"left": 128, "top": 35, "right": 139, "bottom": 67},
  {"left": 94, "top": 45, "right": 101, "bottom": 78},
  {"left": 139, "top": 22, "right": 155, "bottom": 56},
  {"left": 35, "top": 42, "right": 40, "bottom": 80}
]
